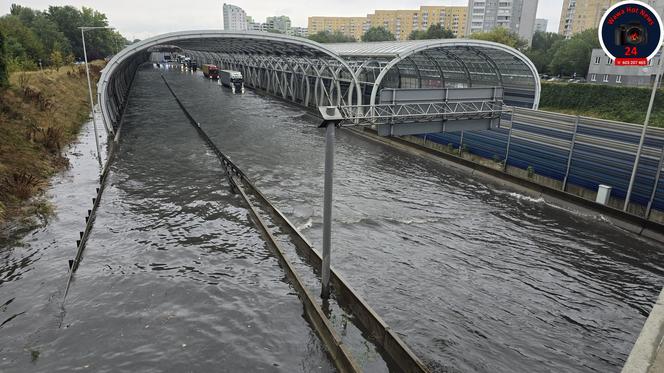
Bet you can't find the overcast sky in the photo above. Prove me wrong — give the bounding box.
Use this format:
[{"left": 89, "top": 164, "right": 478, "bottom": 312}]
[{"left": 3, "top": 1, "right": 564, "bottom": 40}]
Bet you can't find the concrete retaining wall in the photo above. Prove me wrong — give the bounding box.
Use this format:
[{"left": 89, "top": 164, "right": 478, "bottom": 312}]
[
  {"left": 348, "top": 128, "right": 664, "bottom": 243},
  {"left": 622, "top": 288, "right": 664, "bottom": 373},
  {"left": 400, "top": 133, "right": 664, "bottom": 227}
]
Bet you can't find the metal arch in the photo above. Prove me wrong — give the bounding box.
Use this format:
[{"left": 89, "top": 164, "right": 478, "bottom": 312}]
[
  {"left": 421, "top": 50, "right": 446, "bottom": 88},
  {"left": 404, "top": 57, "right": 422, "bottom": 89},
  {"left": 99, "top": 30, "right": 362, "bottom": 131},
  {"left": 360, "top": 39, "right": 540, "bottom": 111},
  {"left": 469, "top": 47, "right": 503, "bottom": 85},
  {"left": 333, "top": 64, "right": 353, "bottom": 107},
  {"left": 441, "top": 48, "right": 473, "bottom": 88}
]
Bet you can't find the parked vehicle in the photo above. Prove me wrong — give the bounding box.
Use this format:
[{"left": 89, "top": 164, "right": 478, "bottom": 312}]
[
  {"left": 219, "top": 70, "right": 244, "bottom": 93},
  {"left": 202, "top": 64, "right": 219, "bottom": 79}
]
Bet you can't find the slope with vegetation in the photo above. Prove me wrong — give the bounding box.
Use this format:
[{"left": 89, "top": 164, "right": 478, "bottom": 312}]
[
  {"left": 540, "top": 83, "right": 664, "bottom": 127},
  {"left": 0, "top": 3, "right": 124, "bottom": 230},
  {"left": 0, "top": 63, "right": 104, "bottom": 227}
]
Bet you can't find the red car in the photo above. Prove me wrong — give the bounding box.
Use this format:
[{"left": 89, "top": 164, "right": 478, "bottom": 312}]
[{"left": 202, "top": 64, "right": 219, "bottom": 79}]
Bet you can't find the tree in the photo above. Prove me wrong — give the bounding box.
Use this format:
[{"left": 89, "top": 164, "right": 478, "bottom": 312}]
[
  {"left": 50, "top": 50, "right": 63, "bottom": 70},
  {"left": 0, "top": 30, "right": 9, "bottom": 88},
  {"left": 409, "top": 24, "right": 455, "bottom": 40},
  {"left": 0, "top": 15, "right": 45, "bottom": 65},
  {"left": 31, "top": 13, "right": 71, "bottom": 57},
  {"left": 547, "top": 29, "right": 599, "bottom": 77},
  {"left": 1, "top": 4, "right": 128, "bottom": 70},
  {"left": 362, "top": 27, "right": 395, "bottom": 42},
  {"left": 572, "top": 28, "right": 600, "bottom": 49},
  {"left": 47, "top": 5, "right": 119, "bottom": 60},
  {"left": 64, "top": 52, "right": 75, "bottom": 66},
  {"left": 308, "top": 31, "right": 356, "bottom": 43},
  {"left": 548, "top": 38, "right": 593, "bottom": 77},
  {"left": 470, "top": 27, "right": 527, "bottom": 50},
  {"left": 525, "top": 31, "right": 565, "bottom": 74},
  {"left": 530, "top": 31, "right": 564, "bottom": 52}
]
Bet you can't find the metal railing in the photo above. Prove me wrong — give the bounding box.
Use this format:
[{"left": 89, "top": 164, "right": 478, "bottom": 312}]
[{"left": 330, "top": 99, "right": 507, "bottom": 126}]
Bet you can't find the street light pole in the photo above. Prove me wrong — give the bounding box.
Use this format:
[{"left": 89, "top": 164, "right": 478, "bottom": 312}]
[
  {"left": 321, "top": 122, "right": 335, "bottom": 299},
  {"left": 80, "top": 26, "right": 112, "bottom": 168},
  {"left": 624, "top": 47, "right": 664, "bottom": 211},
  {"left": 317, "top": 107, "right": 343, "bottom": 300}
]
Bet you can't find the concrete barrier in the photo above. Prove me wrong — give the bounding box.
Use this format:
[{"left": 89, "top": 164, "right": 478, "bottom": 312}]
[
  {"left": 349, "top": 127, "right": 664, "bottom": 243},
  {"left": 622, "top": 288, "right": 664, "bottom": 373}
]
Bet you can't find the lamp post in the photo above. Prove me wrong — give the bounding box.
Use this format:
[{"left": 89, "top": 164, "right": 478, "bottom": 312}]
[
  {"left": 624, "top": 47, "right": 664, "bottom": 212},
  {"left": 317, "top": 107, "right": 343, "bottom": 299},
  {"left": 80, "top": 26, "right": 112, "bottom": 168}
]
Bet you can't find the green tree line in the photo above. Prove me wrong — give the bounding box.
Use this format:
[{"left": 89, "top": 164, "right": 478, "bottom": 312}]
[
  {"left": 526, "top": 29, "right": 599, "bottom": 78},
  {"left": 0, "top": 4, "right": 128, "bottom": 72}
]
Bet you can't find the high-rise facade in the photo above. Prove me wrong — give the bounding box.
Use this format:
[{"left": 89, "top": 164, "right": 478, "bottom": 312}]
[
  {"left": 308, "top": 6, "right": 467, "bottom": 41},
  {"left": 307, "top": 17, "right": 367, "bottom": 40},
  {"left": 223, "top": 3, "right": 247, "bottom": 31},
  {"left": 535, "top": 18, "right": 548, "bottom": 33},
  {"left": 288, "top": 27, "right": 309, "bottom": 38},
  {"left": 466, "top": 0, "right": 539, "bottom": 44},
  {"left": 266, "top": 16, "right": 292, "bottom": 34},
  {"left": 559, "top": 0, "right": 664, "bottom": 38},
  {"left": 559, "top": 0, "right": 613, "bottom": 38}
]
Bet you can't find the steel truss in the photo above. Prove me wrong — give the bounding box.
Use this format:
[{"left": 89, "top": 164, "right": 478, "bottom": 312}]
[
  {"left": 330, "top": 100, "right": 506, "bottom": 126},
  {"left": 188, "top": 51, "right": 357, "bottom": 109}
]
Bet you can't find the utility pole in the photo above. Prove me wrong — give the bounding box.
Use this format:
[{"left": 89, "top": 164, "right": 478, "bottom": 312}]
[
  {"left": 624, "top": 47, "right": 664, "bottom": 211},
  {"left": 79, "top": 26, "right": 113, "bottom": 168}
]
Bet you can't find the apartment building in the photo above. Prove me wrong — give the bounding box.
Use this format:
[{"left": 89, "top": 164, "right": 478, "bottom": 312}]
[
  {"left": 288, "top": 27, "right": 309, "bottom": 38},
  {"left": 535, "top": 18, "right": 548, "bottom": 33},
  {"left": 308, "top": 6, "right": 468, "bottom": 41},
  {"left": 223, "top": 3, "right": 248, "bottom": 31},
  {"left": 266, "top": 16, "right": 292, "bottom": 34},
  {"left": 587, "top": 48, "right": 663, "bottom": 87},
  {"left": 466, "top": 0, "right": 539, "bottom": 44},
  {"left": 559, "top": 0, "right": 664, "bottom": 38},
  {"left": 307, "top": 16, "right": 367, "bottom": 40}
]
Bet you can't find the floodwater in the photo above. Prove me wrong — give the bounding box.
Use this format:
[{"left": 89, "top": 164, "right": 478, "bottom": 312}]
[
  {"left": 0, "top": 67, "right": 333, "bottom": 372},
  {"left": 2, "top": 64, "right": 663, "bottom": 373}
]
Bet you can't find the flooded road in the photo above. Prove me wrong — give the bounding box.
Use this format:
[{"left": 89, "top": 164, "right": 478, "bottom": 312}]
[
  {"left": 0, "top": 67, "right": 332, "bottom": 372},
  {"left": 2, "top": 64, "right": 664, "bottom": 372}
]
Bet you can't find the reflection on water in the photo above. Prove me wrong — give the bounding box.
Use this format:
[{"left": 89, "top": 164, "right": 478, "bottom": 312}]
[
  {"left": 164, "top": 67, "right": 664, "bottom": 373},
  {"left": 1, "top": 65, "right": 663, "bottom": 373}
]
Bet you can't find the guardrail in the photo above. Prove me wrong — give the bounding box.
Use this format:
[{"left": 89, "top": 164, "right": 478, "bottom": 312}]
[
  {"left": 61, "top": 70, "right": 139, "bottom": 309},
  {"left": 421, "top": 107, "right": 664, "bottom": 216}
]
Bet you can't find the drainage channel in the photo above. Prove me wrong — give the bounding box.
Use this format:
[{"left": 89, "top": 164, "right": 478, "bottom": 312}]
[
  {"left": 60, "top": 70, "right": 138, "bottom": 308},
  {"left": 159, "top": 73, "right": 430, "bottom": 373}
]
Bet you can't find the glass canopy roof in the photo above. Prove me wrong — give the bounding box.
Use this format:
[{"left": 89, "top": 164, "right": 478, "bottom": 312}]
[{"left": 99, "top": 31, "right": 540, "bottom": 134}]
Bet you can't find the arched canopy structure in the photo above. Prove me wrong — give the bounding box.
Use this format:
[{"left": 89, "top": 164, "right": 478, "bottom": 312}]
[
  {"left": 326, "top": 40, "right": 540, "bottom": 110},
  {"left": 98, "top": 32, "right": 540, "bottom": 136},
  {"left": 98, "top": 30, "right": 361, "bottom": 135}
]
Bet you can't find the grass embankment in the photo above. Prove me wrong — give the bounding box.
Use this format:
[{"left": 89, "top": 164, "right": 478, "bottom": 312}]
[
  {"left": 0, "top": 62, "right": 104, "bottom": 230},
  {"left": 539, "top": 82, "right": 664, "bottom": 127}
]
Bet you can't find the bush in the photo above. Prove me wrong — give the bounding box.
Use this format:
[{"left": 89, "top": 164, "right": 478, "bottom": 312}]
[
  {"left": 540, "top": 83, "right": 664, "bottom": 126},
  {"left": 0, "top": 30, "right": 8, "bottom": 88},
  {"left": 2, "top": 172, "right": 40, "bottom": 200},
  {"left": 39, "top": 126, "right": 65, "bottom": 153}
]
